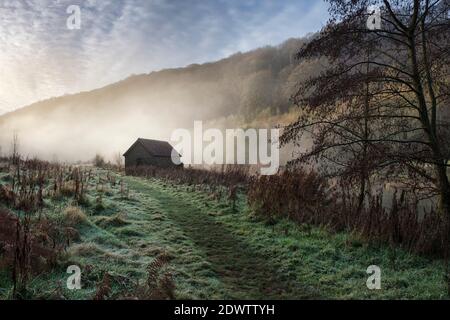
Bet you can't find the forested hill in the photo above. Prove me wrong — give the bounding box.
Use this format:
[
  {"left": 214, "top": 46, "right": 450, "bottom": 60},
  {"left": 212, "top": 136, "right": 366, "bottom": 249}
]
[{"left": 0, "top": 36, "right": 322, "bottom": 161}]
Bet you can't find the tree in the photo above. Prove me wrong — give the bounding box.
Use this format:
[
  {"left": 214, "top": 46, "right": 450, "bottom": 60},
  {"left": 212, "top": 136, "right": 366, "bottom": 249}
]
[
  {"left": 93, "top": 154, "right": 105, "bottom": 168},
  {"left": 282, "top": 0, "right": 450, "bottom": 232},
  {"left": 11, "top": 131, "right": 19, "bottom": 165}
]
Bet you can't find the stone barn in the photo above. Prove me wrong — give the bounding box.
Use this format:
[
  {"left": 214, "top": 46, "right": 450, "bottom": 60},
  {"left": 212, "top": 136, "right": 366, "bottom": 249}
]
[{"left": 123, "top": 138, "right": 181, "bottom": 170}]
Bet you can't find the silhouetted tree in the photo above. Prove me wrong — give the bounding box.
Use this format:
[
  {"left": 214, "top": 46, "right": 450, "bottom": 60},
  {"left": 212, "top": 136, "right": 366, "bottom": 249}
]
[
  {"left": 282, "top": 0, "right": 450, "bottom": 230},
  {"left": 11, "top": 131, "right": 20, "bottom": 165}
]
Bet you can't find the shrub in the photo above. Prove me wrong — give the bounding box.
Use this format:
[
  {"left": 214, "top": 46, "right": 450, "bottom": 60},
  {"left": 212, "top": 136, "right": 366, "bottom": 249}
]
[
  {"left": 93, "top": 273, "right": 112, "bottom": 300},
  {"left": 121, "top": 252, "right": 175, "bottom": 300},
  {"left": 0, "top": 208, "right": 69, "bottom": 298},
  {"left": 247, "top": 168, "right": 327, "bottom": 223},
  {"left": 126, "top": 164, "right": 248, "bottom": 189},
  {"left": 247, "top": 168, "right": 447, "bottom": 257},
  {"left": 93, "top": 154, "right": 106, "bottom": 168}
]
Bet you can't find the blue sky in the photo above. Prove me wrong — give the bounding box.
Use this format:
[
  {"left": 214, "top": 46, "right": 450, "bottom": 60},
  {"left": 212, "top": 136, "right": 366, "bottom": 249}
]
[{"left": 0, "top": 0, "right": 329, "bottom": 114}]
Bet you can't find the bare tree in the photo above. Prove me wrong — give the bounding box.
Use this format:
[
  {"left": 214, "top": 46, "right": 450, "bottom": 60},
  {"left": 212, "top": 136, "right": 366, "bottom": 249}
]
[
  {"left": 11, "top": 131, "right": 20, "bottom": 165},
  {"left": 282, "top": 0, "right": 450, "bottom": 241}
]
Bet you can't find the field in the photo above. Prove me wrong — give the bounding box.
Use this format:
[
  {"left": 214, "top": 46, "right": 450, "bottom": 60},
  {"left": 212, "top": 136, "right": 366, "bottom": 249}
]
[{"left": 0, "top": 161, "right": 448, "bottom": 300}]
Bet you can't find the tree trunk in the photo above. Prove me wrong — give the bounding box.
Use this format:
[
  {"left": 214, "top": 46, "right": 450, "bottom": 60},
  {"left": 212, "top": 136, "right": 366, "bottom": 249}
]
[
  {"left": 436, "top": 165, "right": 450, "bottom": 216},
  {"left": 357, "top": 46, "right": 371, "bottom": 215},
  {"left": 435, "top": 162, "right": 450, "bottom": 295}
]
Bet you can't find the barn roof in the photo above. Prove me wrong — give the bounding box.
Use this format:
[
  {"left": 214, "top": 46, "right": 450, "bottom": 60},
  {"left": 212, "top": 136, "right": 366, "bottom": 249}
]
[{"left": 123, "top": 138, "right": 177, "bottom": 157}]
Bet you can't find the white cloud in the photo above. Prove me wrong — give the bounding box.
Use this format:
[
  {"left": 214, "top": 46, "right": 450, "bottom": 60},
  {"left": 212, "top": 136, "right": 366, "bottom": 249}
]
[{"left": 0, "top": 0, "right": 328, "bottom": 114}]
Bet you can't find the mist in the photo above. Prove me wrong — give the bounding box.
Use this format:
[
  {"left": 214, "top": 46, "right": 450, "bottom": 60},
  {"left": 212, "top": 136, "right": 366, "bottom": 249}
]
[{"left": 0, "top": 38, "right": 321, "bottom": 164}]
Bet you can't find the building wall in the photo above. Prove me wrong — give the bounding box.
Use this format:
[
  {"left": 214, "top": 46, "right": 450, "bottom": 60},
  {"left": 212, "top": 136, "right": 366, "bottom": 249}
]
[
  {"left": 124, "top": 143, "right": 148, "bottom": 168},
  {"left": 124, "top": 143, "right": 179, "bottom": 169}
]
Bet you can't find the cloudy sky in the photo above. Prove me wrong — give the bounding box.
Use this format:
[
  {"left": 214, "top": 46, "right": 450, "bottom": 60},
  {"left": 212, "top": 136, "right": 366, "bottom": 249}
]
[{"left": 0, "top": 0, "right": 329, "bottom": 114}]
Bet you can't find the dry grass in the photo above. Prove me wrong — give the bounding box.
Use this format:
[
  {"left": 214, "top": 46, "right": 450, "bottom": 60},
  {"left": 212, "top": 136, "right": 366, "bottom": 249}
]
[
  {"left": 63, "top": 206, "right": 88, "bottom": 227},
  {"left": 67, "top": 242, "right": 104, "bottom": 257},
  {"left": 94, "top": 213, "right": 128, "bottom": 228}
]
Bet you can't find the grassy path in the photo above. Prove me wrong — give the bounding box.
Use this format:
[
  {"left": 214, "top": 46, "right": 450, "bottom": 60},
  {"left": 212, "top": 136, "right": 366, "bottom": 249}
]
[
  {"left": 122, "top": 176, "right": 447, "bottom": 300},
  {"left": 124, "top": 176, "right": 320, "bottom": 299},
  {"left": 2, "top": 169, "right": 447, "bottom": 299}
]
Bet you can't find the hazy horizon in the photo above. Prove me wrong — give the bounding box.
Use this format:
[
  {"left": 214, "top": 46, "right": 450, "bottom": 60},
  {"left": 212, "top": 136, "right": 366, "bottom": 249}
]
[{"left": 0, "top": 0, "right": 329, "bottom": 115}]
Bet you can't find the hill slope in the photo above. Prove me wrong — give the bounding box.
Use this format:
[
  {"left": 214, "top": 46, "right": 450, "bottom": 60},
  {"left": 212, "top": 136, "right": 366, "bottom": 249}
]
[{"left": 0, "top": 37, "right": 322, "bottom": 161}]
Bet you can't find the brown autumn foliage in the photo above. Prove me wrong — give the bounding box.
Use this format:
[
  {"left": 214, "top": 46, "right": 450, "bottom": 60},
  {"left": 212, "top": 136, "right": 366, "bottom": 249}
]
[
  {"left": 247, "top": 168, "right": 447, "bottom": 257},
  {"left": 0, "top": 158, "right": 90, "bottom": 298},
  {"left": 127, "top": 164, "right": 249, "bottom": 188},
  {"left": 0, "top": 158, "right": 93, "bottom": 212},
  {"left": 92, "top": 251, "right": 176, "bottom": 300},
  {"left": 0, "top": 208, "right": 72, "bottom": 298}
]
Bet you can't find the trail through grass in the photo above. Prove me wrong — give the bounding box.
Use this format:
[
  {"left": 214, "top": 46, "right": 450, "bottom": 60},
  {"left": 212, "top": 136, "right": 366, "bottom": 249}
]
[
  {"left": 121, "top": 175, "right": 448, "bottom": 299},
  {"left": 125, "top": 177, "right": 321, "bottom": 299},
  {"left": 1, "top": 168, "right": 448, "bottom": 299}
]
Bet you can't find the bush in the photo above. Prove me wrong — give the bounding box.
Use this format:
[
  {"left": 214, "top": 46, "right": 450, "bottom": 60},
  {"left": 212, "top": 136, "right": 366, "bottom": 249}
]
[
  {"left": 247, "top": 168, "right": 327, "bottom": 223},
  {"left": 247, "top": 168, "right": 446, "bottom": 257},
  {"left": 126, "top": 165, "right": 249, "bottom": 195},
  {"left": 0, "top": 208, "right": 69, "bottom": 298},
  {"left": 93, "top": 154, "right": 106, "bottom": 168},
  {"left": 120, "top": 252, "right": 175, "bottom": 300}
]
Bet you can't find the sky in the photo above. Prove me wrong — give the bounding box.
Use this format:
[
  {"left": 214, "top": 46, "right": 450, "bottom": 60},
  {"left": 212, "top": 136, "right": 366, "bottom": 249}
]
[{"left": 0, "top": 0, "right": 329, "bottom": 115}]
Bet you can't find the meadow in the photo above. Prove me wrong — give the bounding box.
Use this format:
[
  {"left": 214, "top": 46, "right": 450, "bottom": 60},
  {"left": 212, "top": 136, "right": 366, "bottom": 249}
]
[{"left": 0, "top": 158, "right": 448, "bottom": 299}]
